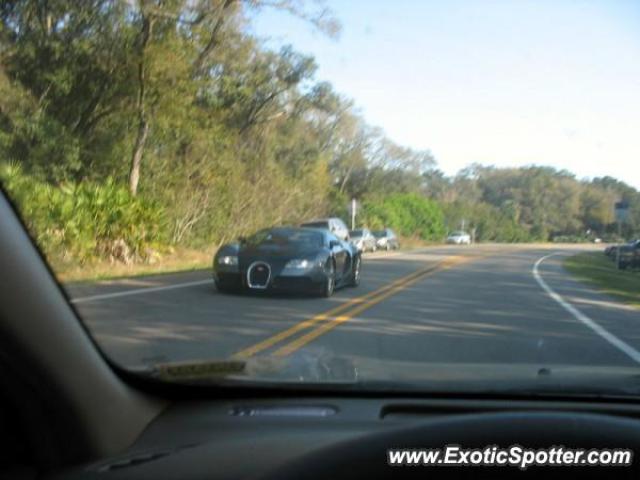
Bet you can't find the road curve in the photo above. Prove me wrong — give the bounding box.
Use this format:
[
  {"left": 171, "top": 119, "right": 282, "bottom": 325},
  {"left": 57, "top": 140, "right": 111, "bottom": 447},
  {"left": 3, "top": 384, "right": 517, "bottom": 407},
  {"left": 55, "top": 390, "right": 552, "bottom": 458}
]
[{"left": 65, "top": 245, "right": 639, "bottom": 371}]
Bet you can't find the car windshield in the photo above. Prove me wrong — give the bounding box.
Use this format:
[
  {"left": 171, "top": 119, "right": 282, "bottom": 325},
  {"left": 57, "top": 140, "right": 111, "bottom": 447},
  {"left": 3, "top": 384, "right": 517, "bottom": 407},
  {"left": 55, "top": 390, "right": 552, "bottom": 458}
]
[
  {"left": 1, "top": 1, "right": 640, "bottom": 397},
  {"left": 247, "top": 229, "right": 323, "bottom": 248},
  {"left": 301, "top": 222, "right": 330, "bottom": 229}
]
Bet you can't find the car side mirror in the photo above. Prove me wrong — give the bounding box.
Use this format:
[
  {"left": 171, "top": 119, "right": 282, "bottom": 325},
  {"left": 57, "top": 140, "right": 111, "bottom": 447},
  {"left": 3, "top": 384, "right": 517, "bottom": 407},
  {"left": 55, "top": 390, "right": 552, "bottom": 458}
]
[{"left": 329, "top": 240, "right": 340, "bottom": 248}]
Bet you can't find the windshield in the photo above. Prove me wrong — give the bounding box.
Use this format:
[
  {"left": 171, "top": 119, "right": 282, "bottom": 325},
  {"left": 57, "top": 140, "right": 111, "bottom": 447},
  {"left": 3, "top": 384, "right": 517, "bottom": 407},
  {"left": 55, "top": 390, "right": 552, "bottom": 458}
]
[
  {"left": 301, "top": 221, "right": 330, "bottom": 229},
  {"left": 1, "top": 1, "right": 640, "bottom": 396},
  {"left": 246, "top": 229, "right": 323, "bottom": 248}
]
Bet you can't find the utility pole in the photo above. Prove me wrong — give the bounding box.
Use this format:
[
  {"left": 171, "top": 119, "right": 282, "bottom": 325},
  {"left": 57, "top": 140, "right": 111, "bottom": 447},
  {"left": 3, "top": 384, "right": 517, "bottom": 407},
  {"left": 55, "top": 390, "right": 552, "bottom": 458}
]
[
  {"left": 615, "top": 219, "right": 622, "bottom": 269},
  {"left": 351, "top": 198, "right": 357, "bottom": 231},
  {"left": 614, "top": 201, "right": 629, "bottom": 270}
]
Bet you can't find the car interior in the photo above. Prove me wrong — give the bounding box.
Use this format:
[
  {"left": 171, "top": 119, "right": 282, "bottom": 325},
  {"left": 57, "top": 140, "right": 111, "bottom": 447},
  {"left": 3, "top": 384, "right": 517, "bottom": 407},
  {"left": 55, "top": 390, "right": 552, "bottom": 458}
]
[{"left": 2, "top": 189, "right": 640, "bottom": 480}]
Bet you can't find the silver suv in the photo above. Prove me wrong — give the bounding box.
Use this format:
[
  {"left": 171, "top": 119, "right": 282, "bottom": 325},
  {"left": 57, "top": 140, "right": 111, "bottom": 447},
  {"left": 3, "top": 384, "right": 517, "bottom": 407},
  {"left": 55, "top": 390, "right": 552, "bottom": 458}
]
[{"left": 300, "top": 218, "right": 350, "bottom": 241}]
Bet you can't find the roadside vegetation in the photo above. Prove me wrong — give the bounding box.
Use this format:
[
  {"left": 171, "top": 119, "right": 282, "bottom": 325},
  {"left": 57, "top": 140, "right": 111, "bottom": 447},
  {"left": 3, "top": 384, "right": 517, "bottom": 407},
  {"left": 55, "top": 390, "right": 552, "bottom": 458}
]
[
  {"left": 0, "top": 1, "right": 639, "bottom": 279},
  {"left": 564, "top": 253, "right": 640, "bottom": 309}
]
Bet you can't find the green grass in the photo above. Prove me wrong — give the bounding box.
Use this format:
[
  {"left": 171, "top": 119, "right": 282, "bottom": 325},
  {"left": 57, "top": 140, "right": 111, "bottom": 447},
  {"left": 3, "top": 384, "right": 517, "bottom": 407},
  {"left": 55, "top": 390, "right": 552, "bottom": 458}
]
[
  {"left": 56, "top": 248, "right": 213, "bottom": 283},
  {"left": 564, "top": 252, "right": 640, "bottom": 309}
]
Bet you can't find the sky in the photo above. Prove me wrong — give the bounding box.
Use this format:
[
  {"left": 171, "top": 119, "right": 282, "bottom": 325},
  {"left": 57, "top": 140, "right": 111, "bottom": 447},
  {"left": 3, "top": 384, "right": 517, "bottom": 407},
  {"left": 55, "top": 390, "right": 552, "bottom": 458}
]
[{"left": 249, "top": 0, "right": 640, "bottom": 188}]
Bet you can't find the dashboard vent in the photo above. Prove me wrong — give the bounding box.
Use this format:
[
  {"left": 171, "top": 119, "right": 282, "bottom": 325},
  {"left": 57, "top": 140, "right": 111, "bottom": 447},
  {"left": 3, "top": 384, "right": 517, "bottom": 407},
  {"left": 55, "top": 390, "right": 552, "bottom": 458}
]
[{"left": 229, "top": 405, "right": 337, "bottom": 417}]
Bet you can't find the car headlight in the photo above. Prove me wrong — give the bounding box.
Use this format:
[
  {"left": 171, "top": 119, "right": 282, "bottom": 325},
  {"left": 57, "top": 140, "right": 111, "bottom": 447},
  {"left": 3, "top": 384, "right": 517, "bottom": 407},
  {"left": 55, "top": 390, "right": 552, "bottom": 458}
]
[
  {"left": 284, "top": 259, "right": 313, "bottom": 270},
  {"left": 218, "top": 255, "right": 238, "bottom": 266}
]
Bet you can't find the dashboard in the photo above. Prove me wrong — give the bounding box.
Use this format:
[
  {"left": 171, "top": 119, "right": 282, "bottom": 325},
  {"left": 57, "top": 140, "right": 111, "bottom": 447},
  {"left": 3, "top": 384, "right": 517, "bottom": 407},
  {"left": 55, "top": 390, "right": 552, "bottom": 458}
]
[{"left": 50, "top": 395, "right": 640, "bottom": 480}]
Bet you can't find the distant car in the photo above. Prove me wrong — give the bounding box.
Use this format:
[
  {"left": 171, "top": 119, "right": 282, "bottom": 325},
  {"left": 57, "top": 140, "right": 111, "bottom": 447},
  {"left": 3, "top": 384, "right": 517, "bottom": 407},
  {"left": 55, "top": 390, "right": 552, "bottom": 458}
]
[
  {"left": 349, "top": 228, "right": 377, "bottom": 253},
  {"left": 447, "top": 231, "right": 472, "bottom": 245},
  {"left": 618, "top": 239, "right": 640, "bottom": 270},
  {"left": 300, "top": 217, "right": 350, "bottom": 242},
  {"left": 213, "top": 227, "right": 361, "bottom": 297},
  {"left": 372, "top": 229, "right": 399, "bottom": 251}
]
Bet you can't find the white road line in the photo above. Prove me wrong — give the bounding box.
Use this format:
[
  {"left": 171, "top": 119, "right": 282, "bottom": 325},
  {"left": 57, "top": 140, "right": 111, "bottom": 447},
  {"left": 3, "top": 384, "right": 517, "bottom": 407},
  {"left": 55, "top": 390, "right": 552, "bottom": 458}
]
[
  {"left": 533, "top": 253, "right": 640, "bottom": 365},
  {"left": 71, "top": 279, "right": 212, "bottom": 304}
]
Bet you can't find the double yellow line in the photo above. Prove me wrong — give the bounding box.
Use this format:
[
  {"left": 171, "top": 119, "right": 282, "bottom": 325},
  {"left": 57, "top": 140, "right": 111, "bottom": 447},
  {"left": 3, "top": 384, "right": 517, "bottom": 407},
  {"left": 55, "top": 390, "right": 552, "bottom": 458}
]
[{"left": 232, "top": 254, "right": 474, "bottom": 359}]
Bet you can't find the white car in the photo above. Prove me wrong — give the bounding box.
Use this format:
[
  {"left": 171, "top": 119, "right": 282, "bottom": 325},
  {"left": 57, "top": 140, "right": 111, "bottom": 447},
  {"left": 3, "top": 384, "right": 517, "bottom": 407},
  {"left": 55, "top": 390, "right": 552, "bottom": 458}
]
[{"left": 447, "top": 231, "right": 471, "bottom": 245}]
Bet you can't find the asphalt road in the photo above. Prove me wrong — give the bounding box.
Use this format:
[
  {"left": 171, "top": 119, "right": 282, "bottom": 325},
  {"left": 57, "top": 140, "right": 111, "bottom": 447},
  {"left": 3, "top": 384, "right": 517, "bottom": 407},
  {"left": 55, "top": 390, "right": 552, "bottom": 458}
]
[{"left": 66, "top": 245, "right": 640, "bottom": 377}]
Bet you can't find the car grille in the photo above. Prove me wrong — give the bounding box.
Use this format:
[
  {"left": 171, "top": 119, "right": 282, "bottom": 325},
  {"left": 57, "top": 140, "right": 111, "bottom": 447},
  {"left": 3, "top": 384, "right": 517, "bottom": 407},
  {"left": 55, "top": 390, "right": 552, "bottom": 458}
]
[{"left": 247, "top": 261, "right": 270, "bottom": 289}]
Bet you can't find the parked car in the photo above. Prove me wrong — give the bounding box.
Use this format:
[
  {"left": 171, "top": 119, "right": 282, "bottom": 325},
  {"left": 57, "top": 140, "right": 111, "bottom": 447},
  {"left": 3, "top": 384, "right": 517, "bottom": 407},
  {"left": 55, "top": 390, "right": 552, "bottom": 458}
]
[
  {"left": 447, "top": 231, "right": 472, "bottom": 245},
  {"left": 349, "top": 228, "right": 377, "bottom": 252},
  {"left": 300, "top": 217, "right": 350, "bottom": 241},
  {"left": 372, "top": 229, "right": 399, "bottom": 251},
  {"left": 618, "top": 239, "right": 640, "bottom": 270},
  {"left": 213, "top": 227, "right": 361, "bottom": 297}
]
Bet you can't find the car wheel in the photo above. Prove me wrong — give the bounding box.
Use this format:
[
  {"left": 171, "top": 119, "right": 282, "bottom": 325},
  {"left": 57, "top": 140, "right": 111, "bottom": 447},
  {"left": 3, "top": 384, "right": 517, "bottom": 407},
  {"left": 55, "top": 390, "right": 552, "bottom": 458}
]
[
  {"left": 322, "top": 260, "right": 336, "bottom": 297},
  {"left": 349, "top": 256, "right": 361, "bottom": 287}
]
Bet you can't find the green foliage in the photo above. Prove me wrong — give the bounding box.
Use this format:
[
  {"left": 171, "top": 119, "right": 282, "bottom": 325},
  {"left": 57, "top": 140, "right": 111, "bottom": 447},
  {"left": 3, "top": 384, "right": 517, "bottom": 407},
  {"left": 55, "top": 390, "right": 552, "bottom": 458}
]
[
  {"left": 431, "top": 166, "right": 639, "bottom": 242},
  {"left": 0, "top": 163, "right": 164, "bottom": 263},
  {"left": 442, "top": 200, "right": 531, "bottom": 243},
  {"left": 0, "top": 0, "right": 638, "bottom": 270},
  {"left": 360, "top": 193, "right": 445, "bottom": 241}
]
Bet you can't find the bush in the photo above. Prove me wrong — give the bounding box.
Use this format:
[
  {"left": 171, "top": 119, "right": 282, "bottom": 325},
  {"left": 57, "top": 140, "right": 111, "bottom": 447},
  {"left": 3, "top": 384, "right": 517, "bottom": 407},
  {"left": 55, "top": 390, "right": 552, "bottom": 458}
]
[
  {"left": 0, "top": 163, "right": 165, "bottom": 263},
  {"left": 442, "top": 201, "right": 532, "bottom": 243},
  {"left": 360, "top": 193, "right": 446, "bottom": 240},
  {"left": 551, "top": 234, "right": 590, "bottom": 243}
]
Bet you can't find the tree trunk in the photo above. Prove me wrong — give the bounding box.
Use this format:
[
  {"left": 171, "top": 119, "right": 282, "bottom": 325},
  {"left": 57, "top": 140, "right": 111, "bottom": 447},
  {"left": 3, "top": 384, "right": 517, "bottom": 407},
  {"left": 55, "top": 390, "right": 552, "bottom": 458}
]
[
  {"left": 129, "top": 119, "right": 149, "bottom": 196},
  {"left": 193, "top": 0, "right": 236, "bottom": 74},
  {"left": 128, "top": 6, "right": 153, "bottom": 196}
]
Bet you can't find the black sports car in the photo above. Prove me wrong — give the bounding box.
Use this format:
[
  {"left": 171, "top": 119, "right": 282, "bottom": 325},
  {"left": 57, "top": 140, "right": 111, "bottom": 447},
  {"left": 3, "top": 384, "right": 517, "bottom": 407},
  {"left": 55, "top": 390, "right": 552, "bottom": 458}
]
[{"left": 213, "top": 227, "right": 361, "bottom": 297}]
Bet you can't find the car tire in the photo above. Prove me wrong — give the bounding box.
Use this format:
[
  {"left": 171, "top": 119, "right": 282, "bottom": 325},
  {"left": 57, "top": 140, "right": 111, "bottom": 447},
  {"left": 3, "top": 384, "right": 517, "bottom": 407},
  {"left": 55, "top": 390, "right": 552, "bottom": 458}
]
[
  {"left": 348, "top": 255, "right": 361, "bottom": 287},
  {"left": 321, "top": 260, "right": 336, "bottom": 297}
]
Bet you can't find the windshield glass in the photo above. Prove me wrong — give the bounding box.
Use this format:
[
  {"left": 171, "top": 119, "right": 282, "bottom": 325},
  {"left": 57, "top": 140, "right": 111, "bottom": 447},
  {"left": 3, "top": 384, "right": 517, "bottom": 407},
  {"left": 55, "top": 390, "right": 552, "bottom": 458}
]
[
  {"left": 246, "top": 229, "right": 323, "bottom": 248},
  {"left": 1, "top": 0, "right": 640, "bottom": 396},
  {"left": 301, "top": 221, "right": 330, "bottom": 229}
]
